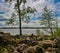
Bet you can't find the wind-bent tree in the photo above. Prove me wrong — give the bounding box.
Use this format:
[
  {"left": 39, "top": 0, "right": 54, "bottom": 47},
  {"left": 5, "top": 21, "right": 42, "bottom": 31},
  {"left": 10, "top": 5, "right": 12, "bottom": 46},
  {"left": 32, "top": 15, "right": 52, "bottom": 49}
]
[
  {"left": 39, "top": 6, "right": 55, "bottom": 36},
  {"left": 36, "top": 29, "right": 40, "bottom": 36},
  {"left": 5, "top": 0, "right": 36, "bottom": 36},
  {"left": 53, "top": 17, "right": 60, "bottom": 37}
]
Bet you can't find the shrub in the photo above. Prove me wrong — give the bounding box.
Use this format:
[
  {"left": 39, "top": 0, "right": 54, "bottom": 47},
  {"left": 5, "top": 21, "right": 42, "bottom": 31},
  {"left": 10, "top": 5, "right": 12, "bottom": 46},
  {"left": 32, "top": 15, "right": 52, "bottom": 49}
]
[
  {"left": 55, "top": 39, "right": 60, "bottom": 49},
  {"left": 0, "top": 48, "right": 5, "bottom": 53},
  {"left": 7, "top": 47, "right": 14, "bottom": 52}
]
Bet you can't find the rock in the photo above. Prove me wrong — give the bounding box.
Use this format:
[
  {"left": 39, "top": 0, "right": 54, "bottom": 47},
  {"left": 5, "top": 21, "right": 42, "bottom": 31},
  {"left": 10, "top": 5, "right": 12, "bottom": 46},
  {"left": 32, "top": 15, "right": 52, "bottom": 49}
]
[
  {"left": 4, "top": 49, "right": 9, "bottom": 53},
  {"left": 17, "top": 44, "right": 28, "bottom": 53},
  {"left": 13, "top": 51, "right": 19, "bottom": 53},
  {"left": 27, "top": 46, "right": 34, "bottom": 53},
  {"left": 34, "top": 45, "right": 43, "bottom": 53},
  {"left": 22, "top": 50, "right": 27, "bottom": 53}
]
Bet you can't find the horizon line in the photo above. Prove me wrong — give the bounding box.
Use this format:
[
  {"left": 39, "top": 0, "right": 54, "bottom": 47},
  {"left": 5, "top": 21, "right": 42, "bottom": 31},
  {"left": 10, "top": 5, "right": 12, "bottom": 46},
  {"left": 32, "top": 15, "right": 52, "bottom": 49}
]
[{"left": 0, "top": 27, "right": 59, "bottom": 29}]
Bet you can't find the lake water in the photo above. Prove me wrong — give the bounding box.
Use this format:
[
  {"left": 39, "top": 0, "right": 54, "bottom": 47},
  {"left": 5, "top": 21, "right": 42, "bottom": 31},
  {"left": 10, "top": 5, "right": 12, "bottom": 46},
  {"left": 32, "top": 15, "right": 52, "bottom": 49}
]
[
  {"left": 0, "top": 28, "right": 50, "bottom": 35},
  {"left": 0, "top": 29, "right": 37, "bottom": 35}
]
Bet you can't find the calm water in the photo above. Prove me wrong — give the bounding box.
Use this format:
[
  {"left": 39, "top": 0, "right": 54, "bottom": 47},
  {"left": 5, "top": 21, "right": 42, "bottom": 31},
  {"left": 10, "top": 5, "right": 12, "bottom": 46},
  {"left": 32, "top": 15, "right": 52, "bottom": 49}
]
[
  {"left": 0, "top": 29, "right": 37, "bottom": 35},
  {"left": 0, "top": 28, "right": 50, "bottom": 35}
]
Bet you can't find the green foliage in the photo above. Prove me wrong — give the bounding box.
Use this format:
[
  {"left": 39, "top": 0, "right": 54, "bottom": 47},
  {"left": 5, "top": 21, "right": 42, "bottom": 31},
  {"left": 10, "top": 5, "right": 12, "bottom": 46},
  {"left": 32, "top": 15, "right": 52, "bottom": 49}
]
[
  {"left": 55, "top": 28, "right": 60, "bottom": 37},
  {"left": 5, "top": 0, "right": 37, "bottom": 35},
  {"left": 7, "top": 47, "right": 13, "bottom": 52},
  {"left": 35, "top": 29, "right": 44, "bottom": 36},
  {"left": 6, "top": 0, "right": 37, "bottom": 24},
  {"left": 36, "top": 29, "right": 40, "bottom": 36},
  {"left": 0, "top": 37, "right": 8, "bottom": 47},
  {"left": 0, "top": 29, "right": 2, "bottom": 32},
  {"left": 55, "top": 39, "right": 60, "bottom": 49},
  {"left": 0, "top": 48, "right": 5, "bottom": 53},
  {"left": 40, "top": 6, "right": 54, "bottom": 27},
  {"left": 39, "top": 5, "right": 55, "bottom": 36}
]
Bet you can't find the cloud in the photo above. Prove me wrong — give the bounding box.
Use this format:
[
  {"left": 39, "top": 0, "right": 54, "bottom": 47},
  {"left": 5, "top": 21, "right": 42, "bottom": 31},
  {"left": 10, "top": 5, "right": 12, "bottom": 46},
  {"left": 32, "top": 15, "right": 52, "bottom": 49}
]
[
  {"left": 0, "top": 0, "right": 56, "bottom": 14},
  {"left": 25, "top": 0, "right": 56, "bottom": 13},
  {"left": 0, "top": 3, "right": 10, "bottom": 12},
  {"left": 25, "top": 0, "right": 46, "bottom": 13},
  {"left": 0, "top": 0, "right": 60, "bottom": 27},
  {"left": 0, "top": 0, "right": 58, "bottom": 17}
]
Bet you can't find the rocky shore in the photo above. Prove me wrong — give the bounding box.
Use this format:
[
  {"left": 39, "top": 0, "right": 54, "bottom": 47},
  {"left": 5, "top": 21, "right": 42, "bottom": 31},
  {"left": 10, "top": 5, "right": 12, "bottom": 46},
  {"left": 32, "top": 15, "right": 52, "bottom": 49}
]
[{"left": 0, "top": 32, "right": 60, "bottom": 53}]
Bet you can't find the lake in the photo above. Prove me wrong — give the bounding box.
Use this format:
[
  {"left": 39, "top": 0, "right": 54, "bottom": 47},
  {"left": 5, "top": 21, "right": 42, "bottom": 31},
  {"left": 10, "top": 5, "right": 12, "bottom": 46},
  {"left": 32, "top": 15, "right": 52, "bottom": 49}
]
[
  {"left": 0, "top": 28, "right": 37, "bottom": 35},
  {"left": 0, "top": 27, "right": 51, "bottom": 35}
]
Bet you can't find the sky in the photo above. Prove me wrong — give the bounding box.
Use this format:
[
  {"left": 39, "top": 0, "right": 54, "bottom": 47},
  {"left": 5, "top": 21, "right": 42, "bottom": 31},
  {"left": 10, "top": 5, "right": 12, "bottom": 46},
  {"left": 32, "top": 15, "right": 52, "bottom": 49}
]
[{"left": 0, "top": 0, "right": 60, "bottom": 27}]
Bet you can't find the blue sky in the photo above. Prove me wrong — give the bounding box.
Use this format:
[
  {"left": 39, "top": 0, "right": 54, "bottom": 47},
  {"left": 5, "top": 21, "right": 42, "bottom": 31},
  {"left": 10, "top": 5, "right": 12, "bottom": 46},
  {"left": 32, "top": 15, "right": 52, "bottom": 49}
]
[
  {"left": 0, "top": 12, "right": 5, "bottom": 14},
  {"left": 0, "top": 0, "right": 60, "bottom": 27},
  {"left": 0, "top": 0, "right": 5, "bottom": 3},
  {"left": 54, "top": 0, "right": 60, "bottom": 3}
]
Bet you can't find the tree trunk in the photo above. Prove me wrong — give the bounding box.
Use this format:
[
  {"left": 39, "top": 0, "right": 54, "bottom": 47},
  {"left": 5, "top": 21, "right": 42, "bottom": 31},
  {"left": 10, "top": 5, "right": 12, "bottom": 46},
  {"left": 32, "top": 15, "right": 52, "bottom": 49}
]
[
  {"left": 50, "top": 27, "right": 53, "bottom": 36},
  {"left": 17, "top": 0, "right": 22, "bottom": 36},
  {"left": 48, "top": 19, "right": 53, "bottom": 36}
]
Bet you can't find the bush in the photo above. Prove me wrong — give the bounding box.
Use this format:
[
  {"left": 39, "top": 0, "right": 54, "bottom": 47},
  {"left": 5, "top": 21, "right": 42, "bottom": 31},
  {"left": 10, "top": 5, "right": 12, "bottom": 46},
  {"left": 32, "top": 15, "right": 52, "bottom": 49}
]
[
  {"left": 0, "top": 37, "right": 9, "bottom": 47},
  {"left": 55, "top": 39, "right": 60, "bottom": 49},
  {"left": 50, "top": 37, "right": 55, "bottom": 41},
  {"left": 7, "top": 47, "right": 14, "bottom": 52},
  {"left": 0, "top": 48, "right": 5, "bottom": 53}
]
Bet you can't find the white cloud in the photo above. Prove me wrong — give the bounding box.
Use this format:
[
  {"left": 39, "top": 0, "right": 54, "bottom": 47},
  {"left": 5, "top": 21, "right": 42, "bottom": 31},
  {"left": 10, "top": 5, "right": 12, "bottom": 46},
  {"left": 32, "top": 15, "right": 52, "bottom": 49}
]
[
  {"left": 25, "top": 0, "right": 56, "bottom": 13},
  {"left": 0, "top": 0, "right": 56, "bottom": 13},
  {"left": 0, "top": 0, "right": 57, "bottom": 18},
  {"left": 0, "top": 0, "right": 60, "bottom": 27},
  {"left": 4, "top": 20, "right": 44, "bottom": 27},
  {"left": 0, "top": 3, "right": 10, "bottom": 12}
]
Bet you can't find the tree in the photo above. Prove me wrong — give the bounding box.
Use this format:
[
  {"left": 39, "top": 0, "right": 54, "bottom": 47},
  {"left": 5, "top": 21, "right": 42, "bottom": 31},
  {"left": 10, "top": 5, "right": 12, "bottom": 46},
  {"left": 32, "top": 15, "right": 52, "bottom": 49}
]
[
  {"left": 5, "top": 0, "right": 36, "bottom": 36},
  {"left": 36, "top": 29, "right": 40, "bottom": 36},
  {"left": 55, "top": 28, "right": 60, "bottom": 37},
  {"left": 53, "top": 20, "right": 60, "bottom": 37},
  {"left": 39, "top": 6, "right": 54, "bottom": 36}
]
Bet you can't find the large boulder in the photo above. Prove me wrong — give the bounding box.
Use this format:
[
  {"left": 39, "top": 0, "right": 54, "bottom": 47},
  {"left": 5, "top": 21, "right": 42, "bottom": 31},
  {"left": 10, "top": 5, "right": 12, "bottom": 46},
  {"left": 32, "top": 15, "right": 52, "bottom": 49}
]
[{"left": 34, "top": 46, "right": 43, "bottom": 53}]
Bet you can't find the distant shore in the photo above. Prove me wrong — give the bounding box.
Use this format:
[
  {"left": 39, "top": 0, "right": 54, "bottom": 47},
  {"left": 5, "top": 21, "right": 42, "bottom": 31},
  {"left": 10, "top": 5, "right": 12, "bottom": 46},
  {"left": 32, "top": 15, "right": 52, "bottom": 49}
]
[
  {"left": 0, "top": 27, "right": 58, "bottom": 29},
  {"left": 0, "top": 27, "right": 57, "bottom": 35},
  {"left": 0, "top": 28, "right": 36, "bottom": 35}
]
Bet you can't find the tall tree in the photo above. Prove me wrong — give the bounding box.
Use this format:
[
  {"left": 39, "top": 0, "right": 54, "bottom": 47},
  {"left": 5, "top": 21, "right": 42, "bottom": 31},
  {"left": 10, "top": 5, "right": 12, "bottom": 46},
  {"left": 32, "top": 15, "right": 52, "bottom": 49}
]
[
  {"left": 39, "top": 6, "right": 54, "bottom": 36},
  {"left": 5, "top": 0, "right": 36, "bottom": 36}
]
